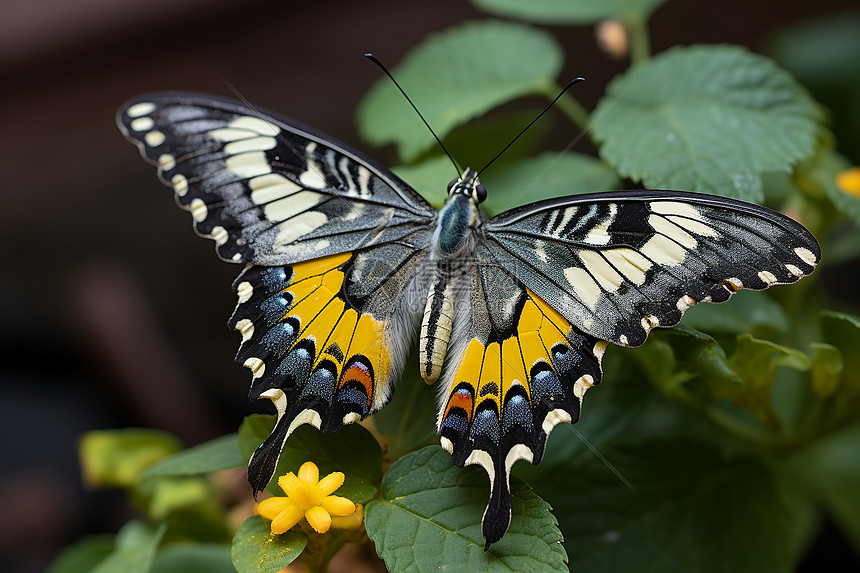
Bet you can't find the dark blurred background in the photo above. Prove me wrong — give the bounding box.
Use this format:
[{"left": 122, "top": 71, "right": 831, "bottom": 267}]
[{"left": 1, "top": 1, "right": 858, "bottom": 572}]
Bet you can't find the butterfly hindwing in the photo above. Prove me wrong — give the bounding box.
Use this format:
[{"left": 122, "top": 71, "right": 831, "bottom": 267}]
[
  {"left": 436, "top": 247, "right": 606, "bottom": 546},
  {"left": 485, "top": 190, "right": 819, "bottom": 347},
  {"left": 117, "top": 93, "right": 437, "bottom": 266},
  {"left": 230, "top": 242, "right": 430, "bottom": 491}
]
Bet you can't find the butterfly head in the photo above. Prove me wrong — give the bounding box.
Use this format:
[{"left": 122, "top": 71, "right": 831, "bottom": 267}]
[{"left": 447, "top": 167, "right": 487, "bottom": 204}]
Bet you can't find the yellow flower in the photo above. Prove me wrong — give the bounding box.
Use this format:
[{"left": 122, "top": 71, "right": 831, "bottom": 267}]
[
  {"left": 257, "top": 462, "right": 356, "bottom": 535},
  {"left": 331, "top": 503, "right": 364, "bottom": 530},
  {"left": 836, "top": 167, "right": 860, "bottom": 197}
]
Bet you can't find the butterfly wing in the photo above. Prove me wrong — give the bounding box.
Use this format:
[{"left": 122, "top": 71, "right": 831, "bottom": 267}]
[
  {"left": 117, "top": 93, "right": 435, "bottom": 490},
  {"left": 117, "top": 92, "right": 437, "bottom": 265},
  {"left": 437, "top": 251, "right": 605, "bottom": 547},
  {"left": 484, "top": 190, "right": 819, "bottom": 346},
  {"left": 440, "top": 190, "right": 819, "bottom": 545},
  {"left": 232, "top": 243, "right": 429, "bottom": 491}
]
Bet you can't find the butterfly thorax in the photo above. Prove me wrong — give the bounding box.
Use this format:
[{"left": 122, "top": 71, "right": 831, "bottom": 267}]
[{"left": 420, "top": 169, "right": 487, "bottom": 384}]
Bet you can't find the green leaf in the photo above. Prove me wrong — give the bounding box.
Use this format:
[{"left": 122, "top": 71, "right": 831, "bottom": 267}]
[
  {"left": 471, "top": 0, "right": 667, "bottom": 24},
  {"left": 820, "top": 310, "right": 860, "bottom": 393},
  {"left": 151, "top": 543, "right": 234, "bottom": 573},
  {"left": 148, "top": 476, "right": 213, "bottom": 519},
  {"left": 47, "top": 535, "right": 115, "bottom": 573},
  {"left": 231, "top": 516, "right": 307, "bottom": 573},
  {"left": 366, "top": 446, "right": 567, "bottom": 572},
  {"left": 534, "top": 437, "right": 796, "bottom": 573},
  {"left": 809, "top": 342, "right": 843, "bottom": 397},
  {"left": 481, "top": 151, "right": 622, "bottom": 217},
  {"left": 518, "top": 353, "right": 661, "bottom": 474},
  {"left": 729, "top": 334, "right": 810, "bottom": 385},
  {"left": 142, "top": 434, "right": 243, "bottom": 480},
  {"left": 681, "top": 290, "right": 789, "bottom": 336},
  {"left": 592, "top": 45, "right": 821, "bottom": 201},
  {"left": 357, "top": 20, "right": 563, "bottom": 162},
  {"left": 391, "top": 156, "right": 452, "bottom": 208},
  {"left": 371, "top": 366, "right": 438, "bottom": 460},
  {"left": 79, "top": 429, "right": 182, "bottom": 489},
  {"left": 441, "top": 108, "right": 552, "bottom": 172},
  {"left": 798, "top": 422, "right": 860, "bottom": 553},
  {"left": 237, "top": 414, "right": 273, "bottom": 462},
  {"left": 238, "top": 415, "right": 382, "bottom": 502},
  {"left": 92, "top": 521, "right": 166, "bottom": 573}
]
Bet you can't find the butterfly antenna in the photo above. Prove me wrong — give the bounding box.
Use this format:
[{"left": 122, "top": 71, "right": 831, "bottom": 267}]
[
  {"left": 477, "top": 77, "right": 586, "bottom": 176},
  {"left": 364, "top": 53, "right": 461, "bottom": 176}
]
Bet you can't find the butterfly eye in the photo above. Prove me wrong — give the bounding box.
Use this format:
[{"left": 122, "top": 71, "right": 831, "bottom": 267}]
[
  {"left": 447, "top": 178, "right": 458, "bottom": 194},
  {"left": 475, "top": 184, "right": 488, "bottom": 203}
]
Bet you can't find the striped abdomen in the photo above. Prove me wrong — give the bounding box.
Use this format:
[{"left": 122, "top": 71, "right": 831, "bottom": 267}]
[{"left": 419, "top": 274, "right": 455, "bottom": 383}]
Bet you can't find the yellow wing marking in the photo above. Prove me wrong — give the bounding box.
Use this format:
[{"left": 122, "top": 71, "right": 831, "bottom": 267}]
[
  {"left": 476, "top": 342, "right": 501, "bottom": 411},
  {"left": 518, "top": 291, "right": 572, "bottom": 369},
  {"left": 276, "top": 252, "right": 390, "bottom": 406},
  {"left": 285, "top": 253, "right": 350, "bottom": 312},
  {"left": 347, "top": 312, "right": 389, "bottom": 403},
  {"left": 501, "top": 336, "right": 526, "bottom": 397},
  {"left": 446, "top": 289, "right": 575, "bottom": 417}
]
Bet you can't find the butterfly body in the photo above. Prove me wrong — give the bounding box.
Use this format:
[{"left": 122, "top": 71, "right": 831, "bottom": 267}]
[
  {"left": 421, "top": 167, "right": 487, "bottom": 383},
  {"left": 118, "top": 92, "right": 819, "bottom": 547}
]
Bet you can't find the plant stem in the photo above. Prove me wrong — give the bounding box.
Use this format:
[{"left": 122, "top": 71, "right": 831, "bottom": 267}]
[
  {"left": 670, "top": 386, "right": 777, "bottom": 449},
  {"left": 624, "top": 13, "right": 651, "bottom": 65},
  {"left": 547, "top": 83, "right": 591, "bottom": 138}
]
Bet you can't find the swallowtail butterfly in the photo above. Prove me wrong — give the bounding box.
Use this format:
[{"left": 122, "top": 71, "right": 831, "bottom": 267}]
[{"left": 117, "top": 92, "right": 819, "bottom": 546}]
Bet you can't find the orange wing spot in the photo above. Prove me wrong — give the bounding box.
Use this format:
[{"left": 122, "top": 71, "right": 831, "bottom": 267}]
[
  {"left": 442, "top": 338, "right": 486, "bottom": 423},
  {"left": 339, "top": 361, "right": 374, "bottom": 407},
  {"left": 444, "top": 386, "right": 475, "bottom": 422},
  {"left": 347, "top": 312, "right": 389, "bottom": 405}
]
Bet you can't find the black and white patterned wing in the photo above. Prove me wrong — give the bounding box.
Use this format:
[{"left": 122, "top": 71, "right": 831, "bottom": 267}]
[
  {"left": 117, "top": 93, "right": 436, "bottom": 493},
  {"left": 117, "top": 92, "right": 437, "bottom": 265},
  {"left": 484, "top": 190, "right": 820, "bottom": 347}
]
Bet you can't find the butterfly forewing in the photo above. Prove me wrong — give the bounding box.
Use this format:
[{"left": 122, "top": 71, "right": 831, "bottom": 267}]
[
  {"left": 485, "top": 190, "right": 819, "bottom": 347},
  {"left": 117, "top": 93, "right": 436, "bottom": 266}
]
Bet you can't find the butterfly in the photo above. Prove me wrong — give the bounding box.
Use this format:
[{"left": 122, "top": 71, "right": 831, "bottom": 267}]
[{"left": 117, "top": 92, "right": 820, "bottom": 547}]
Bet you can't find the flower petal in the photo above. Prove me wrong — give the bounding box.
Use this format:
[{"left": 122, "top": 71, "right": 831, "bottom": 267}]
[
  {"left": 331, "top": 504, "right": 364, "bottom": 530},
  {"left": 270, "top": 505, "right": 305, "bottom": 535},
  {"left": 321, "top": 495, "right": 355, "bottom": 517},
  {"left": 298, "top": 461, "right": 319, "bottom": 484},
  {"left": 305, "top": 506, "right": 332, "bottom": 534},
  {"left": 277, "top": 472, "right": 302, "bottom": 496},
  {"left": 257, "top": 496, "right": 292, "bottom": 520},
  {"left": 316, "top": 472, "right": 345, "bottom": 497}
]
